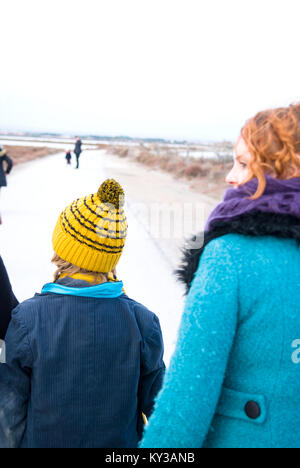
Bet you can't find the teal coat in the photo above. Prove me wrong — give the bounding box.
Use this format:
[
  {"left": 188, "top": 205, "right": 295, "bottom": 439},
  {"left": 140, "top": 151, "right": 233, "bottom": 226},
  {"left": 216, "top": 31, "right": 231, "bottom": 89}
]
[{"left": 141, "top": 234, "right": 300, "bottom": 448}]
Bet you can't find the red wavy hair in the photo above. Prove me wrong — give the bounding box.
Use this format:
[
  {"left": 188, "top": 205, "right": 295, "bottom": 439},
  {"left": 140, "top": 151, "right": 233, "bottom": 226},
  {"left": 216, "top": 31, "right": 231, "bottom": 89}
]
[{"left": 241, "top": 103, "right": 300, "bottom": 199}]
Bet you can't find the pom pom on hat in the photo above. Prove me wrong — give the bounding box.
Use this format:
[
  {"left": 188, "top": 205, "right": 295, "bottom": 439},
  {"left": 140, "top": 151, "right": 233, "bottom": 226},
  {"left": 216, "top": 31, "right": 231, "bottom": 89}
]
[{"left": 97, "top": 179, "right": 125, "bottom": 208}]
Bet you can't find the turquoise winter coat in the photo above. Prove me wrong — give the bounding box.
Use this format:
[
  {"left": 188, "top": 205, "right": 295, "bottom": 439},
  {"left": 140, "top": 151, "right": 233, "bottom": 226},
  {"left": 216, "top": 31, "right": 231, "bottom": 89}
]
[{"left": 141, "top": 234, "right": 300, "bottom": 448}]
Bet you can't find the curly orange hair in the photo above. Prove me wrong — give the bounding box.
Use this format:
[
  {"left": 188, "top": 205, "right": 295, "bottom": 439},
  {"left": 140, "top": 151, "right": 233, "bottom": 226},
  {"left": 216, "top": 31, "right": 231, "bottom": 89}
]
[{"left": 241, "top": 103, "right": 300, "bottom": 199}]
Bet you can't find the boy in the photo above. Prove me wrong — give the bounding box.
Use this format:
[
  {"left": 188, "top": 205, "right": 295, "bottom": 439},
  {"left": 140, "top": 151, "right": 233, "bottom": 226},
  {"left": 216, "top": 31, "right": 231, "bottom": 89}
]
[
  {"left": 65, "top": 150, "right": 72, "bottom": 165},
  {"left": 0, "top": 179, "right": 165, "bottom": 448}
]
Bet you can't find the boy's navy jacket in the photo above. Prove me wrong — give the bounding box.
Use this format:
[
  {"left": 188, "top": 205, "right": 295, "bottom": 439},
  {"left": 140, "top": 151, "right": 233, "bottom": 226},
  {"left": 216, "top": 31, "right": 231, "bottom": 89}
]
[
  {"left": 0, "top": 256, "right": 18, "bottom": 340},
  {"left": 0, "top": 278, "right": 165, "bottom": 448}
]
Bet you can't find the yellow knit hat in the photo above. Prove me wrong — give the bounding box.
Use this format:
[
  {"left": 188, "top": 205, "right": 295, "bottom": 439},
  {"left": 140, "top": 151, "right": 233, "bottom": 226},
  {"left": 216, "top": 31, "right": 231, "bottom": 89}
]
[{"left": 52, "top": 179, "right": 128, "bottom": 273}]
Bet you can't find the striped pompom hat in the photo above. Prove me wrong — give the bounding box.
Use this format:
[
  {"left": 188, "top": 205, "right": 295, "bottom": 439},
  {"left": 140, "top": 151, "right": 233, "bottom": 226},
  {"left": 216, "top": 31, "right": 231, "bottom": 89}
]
[{"left": 52, "top": 179, "right": 128, "bottom": 273}]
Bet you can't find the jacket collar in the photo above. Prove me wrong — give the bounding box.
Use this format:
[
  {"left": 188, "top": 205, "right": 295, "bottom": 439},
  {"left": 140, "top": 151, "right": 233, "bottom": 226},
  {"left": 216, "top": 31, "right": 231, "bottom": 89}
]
[
  {"left": 41, "top": 280, "right": 124, "bottom": 299},
  {"left": 176, "top": 210, "right": 300, "bottom": 294}
]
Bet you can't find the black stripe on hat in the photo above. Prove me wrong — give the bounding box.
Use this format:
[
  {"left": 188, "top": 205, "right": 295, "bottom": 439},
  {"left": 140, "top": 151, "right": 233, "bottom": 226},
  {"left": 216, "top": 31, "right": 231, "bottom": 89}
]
[
  {"left": 91, "top": 194, "right": 123, "bottom": 214},
  {"left": 83, "top": 197, "right": 126, "bottom": 224},
  {"left": 62, "top": 212, "right": 125, "bottom": 251},
  {"left": 61, "top": 217, "right": 124, "bottom": 254},
  {"left": 72, "top": 199, "right": 127, "bottom": 237}
]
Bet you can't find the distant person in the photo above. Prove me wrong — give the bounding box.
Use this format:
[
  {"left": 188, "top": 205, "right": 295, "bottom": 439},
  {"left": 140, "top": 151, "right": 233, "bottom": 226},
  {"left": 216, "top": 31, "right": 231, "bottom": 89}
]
[
  {"left": 65, "top": 150, "right": 72, "bottom": 165},
  {"left": 0, "top": 147, "right": 13, "bottom": 190},
  {"left": 0, "top": 147, "right": 13, "bottom": 224},
  {"left": 0, "top": 179, "right": 165, "bottom": 448},
  {"left": 74, "top": 137, "right": 82, "bottom": 169},
  {"left": 141, "top": 102, "right": 300, "bottom": 449},
  {"left": 0, "top": 256, "right": 18, "bottom": 340}
]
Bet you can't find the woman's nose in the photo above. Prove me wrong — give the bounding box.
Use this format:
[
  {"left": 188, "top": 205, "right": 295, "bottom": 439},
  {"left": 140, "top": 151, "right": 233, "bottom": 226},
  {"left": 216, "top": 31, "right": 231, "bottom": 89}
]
[{"left": 225, "top": 168, "right": 237, "bottom": 185}]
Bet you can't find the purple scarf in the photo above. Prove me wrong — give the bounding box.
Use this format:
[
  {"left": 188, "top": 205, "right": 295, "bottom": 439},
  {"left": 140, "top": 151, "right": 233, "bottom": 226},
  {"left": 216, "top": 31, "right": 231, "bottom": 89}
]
[{"left": 206, "top": 176, "right": 300, "bottom": 231}]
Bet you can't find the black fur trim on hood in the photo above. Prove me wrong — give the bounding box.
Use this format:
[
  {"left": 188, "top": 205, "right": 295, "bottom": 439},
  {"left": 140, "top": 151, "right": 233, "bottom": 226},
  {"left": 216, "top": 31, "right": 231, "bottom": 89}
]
[{"left": 175, "top": 210, "right": 300, "bottom": 295}]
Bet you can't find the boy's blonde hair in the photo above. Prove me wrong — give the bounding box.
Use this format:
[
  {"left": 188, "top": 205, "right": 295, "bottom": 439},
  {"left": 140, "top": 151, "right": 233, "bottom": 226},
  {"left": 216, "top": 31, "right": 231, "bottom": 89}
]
[{"left": 52, "top": 254, "right": 115, "bottom": 285}]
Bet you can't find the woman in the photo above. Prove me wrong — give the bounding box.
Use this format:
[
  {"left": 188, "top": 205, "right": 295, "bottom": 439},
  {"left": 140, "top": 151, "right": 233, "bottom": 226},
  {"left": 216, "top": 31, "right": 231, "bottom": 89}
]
[
  {"left": 140, "top": 103, "right": 300, "bottom": 448},
  {"left": 0, "top": 256, "right": 18, "bottom": 340}
]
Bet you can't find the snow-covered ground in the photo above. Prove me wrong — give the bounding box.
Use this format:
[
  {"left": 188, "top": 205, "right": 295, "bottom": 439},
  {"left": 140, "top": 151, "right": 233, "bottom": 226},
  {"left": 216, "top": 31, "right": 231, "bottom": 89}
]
[
  {"left": 0, "top": 138, "right": 95, "bottom": 151},
  {"left": 0, "top": 136, "right": 140, "bottom": 147},
  {"left": 0, "top": 150, "right": 186, "bottom": 365},
  {"left": 178, "top": 149, "right": 233, "bottom": 160},
  {"left": 0, "top": 137, "right": 234, "bottom": 160}
]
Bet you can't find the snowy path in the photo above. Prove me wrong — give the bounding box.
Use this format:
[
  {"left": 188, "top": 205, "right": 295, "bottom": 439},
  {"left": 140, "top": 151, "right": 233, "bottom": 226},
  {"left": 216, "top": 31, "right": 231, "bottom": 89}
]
[{"left": 0, "top": 150, "right": 186, "bottom": 364}]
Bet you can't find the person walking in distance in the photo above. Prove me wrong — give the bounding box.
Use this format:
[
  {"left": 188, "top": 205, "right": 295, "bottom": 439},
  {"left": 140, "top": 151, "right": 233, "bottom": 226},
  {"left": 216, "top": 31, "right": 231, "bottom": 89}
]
[
  {"left": 0, "top": 147, "right": 13, "bottom": 224},
  {"left": 65, "top": 150, "right": 72, "bottom": 165},
  {"left": 74, "top": 137, "right": 82, "bottom": 169}
]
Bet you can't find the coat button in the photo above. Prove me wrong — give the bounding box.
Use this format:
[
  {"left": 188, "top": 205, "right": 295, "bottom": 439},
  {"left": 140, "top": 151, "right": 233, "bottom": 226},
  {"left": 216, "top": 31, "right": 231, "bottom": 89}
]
[{"left": 245, "top": 401, "right": 261, "bottom": 420}]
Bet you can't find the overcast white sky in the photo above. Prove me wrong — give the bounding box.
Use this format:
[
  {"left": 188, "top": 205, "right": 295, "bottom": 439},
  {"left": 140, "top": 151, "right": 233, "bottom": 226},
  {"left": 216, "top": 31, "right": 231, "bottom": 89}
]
[{"left": 1, "top": 0, "right": 300, "bottom": 141}]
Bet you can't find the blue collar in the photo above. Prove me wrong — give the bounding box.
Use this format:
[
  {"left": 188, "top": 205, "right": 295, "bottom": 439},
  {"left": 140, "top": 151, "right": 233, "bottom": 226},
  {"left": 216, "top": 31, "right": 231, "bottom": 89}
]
[{"left": 41, "top": 281, "right": 124, "bottom": 299}]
